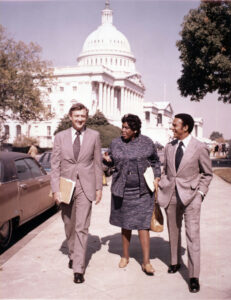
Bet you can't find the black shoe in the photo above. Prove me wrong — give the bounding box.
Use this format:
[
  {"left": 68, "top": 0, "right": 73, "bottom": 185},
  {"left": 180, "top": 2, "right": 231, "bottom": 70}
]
[
  {"left": 68, "top": 260, "right": 73, "bottom": 269},
  {"left": 74, "top": 273, "right": 85, "bottom": 284},
  {"left": 168, "top": 264, "right": 181, "bottom": 273},
  {"left": 189, "top": 278, "right": 200, "bottom": 293}
]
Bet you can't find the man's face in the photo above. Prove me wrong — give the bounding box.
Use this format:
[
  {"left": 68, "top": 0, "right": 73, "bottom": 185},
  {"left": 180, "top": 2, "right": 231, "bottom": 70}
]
[
  {"left": 69, "top": 109, "right": 88, "bottom": 131},
  {"left": 171, "top": 118, "right": 189, "bottom": 140}
]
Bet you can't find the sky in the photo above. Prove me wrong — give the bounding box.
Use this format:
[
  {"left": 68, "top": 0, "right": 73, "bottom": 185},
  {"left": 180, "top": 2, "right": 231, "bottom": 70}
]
[{"left": 0, "top": 0, "right": 230, "bottom": 139}]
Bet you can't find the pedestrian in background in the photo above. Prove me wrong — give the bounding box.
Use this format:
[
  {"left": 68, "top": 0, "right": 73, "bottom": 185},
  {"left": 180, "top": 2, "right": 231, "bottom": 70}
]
[
  {"left": 28, "top": 143, "right": 38, "bottom": 159},
  {"left": 50, "top": 103, "right": 103, "bottom": 284},
  {"left": 103, "top": 114, "right": 161, "bottom": 275},
  {"left": 158, "top": 113, "right": 213, "bottom": 293}
]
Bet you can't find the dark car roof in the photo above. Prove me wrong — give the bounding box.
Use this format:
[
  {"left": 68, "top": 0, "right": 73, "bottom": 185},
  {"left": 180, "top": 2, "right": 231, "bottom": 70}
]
[{"left": 0, "top": 151, "right": 31, "bottom": 162}]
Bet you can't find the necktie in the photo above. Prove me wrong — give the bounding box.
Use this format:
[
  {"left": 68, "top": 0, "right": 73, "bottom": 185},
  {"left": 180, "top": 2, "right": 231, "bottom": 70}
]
[
  {"left": 175, "top": 141, "right": 184, "bottom": 171},
  {"left": 73, "top": 131, "right": 81, "bottom": 161}
]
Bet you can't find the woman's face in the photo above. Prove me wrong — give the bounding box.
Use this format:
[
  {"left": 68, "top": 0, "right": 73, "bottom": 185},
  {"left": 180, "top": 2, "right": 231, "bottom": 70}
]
[{"left": 121, "top": 122, "right": 136, "bottom": 141}]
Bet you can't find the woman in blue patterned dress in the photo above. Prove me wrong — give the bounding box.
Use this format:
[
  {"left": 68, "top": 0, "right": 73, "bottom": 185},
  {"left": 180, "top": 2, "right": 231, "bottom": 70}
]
[{"left": 103, "top": 114, "right": 161, "bottom": 275}]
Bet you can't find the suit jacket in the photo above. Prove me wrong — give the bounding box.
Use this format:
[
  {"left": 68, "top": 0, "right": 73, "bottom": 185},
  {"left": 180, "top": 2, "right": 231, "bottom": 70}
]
[
  {"left": 158, "top": 137, "right": 213, "bottom": 208},
  {"left": 104, "top": 135, "right": 161, "bottom": 198},
  {"left": 50, "top": 127, "right": 103, "bottom": 202}
]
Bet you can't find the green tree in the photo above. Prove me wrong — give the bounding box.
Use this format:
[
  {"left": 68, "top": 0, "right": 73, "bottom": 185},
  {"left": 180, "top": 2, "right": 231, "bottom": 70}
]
[
  {"left": 0, "top": 25, "right": 54, "bottom": 142},
  {"left": 210, "top": 131, "right": 223, "bottom": 140},
  {"left": 177, "top": 1, "right": 231, "bottom": 103},
  {"left": 54, "top": 111, "right": 121, "bottom": 148}
]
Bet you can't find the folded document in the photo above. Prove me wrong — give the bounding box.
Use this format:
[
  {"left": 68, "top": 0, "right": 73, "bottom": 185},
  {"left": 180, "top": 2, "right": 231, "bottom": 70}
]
[{"left": 49, "top": 177, "right": 76, "bottom": 204}]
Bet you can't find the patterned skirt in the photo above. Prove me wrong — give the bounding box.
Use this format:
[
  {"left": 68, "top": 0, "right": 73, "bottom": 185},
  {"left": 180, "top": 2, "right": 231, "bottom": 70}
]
[{"left": 110, "top": 172, "right": 154, "bottom": 230}]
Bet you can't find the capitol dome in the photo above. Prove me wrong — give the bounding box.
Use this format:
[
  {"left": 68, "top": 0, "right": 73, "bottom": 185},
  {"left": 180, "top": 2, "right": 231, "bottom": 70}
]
[{"left": 77, "top": 1, "right": 136, "bottom": 73}]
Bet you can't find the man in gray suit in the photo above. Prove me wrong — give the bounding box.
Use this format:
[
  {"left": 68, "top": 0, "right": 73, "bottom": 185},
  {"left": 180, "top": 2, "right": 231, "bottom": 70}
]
[
  {"left": 158, "top": 113, "right": 212, "bottom": 293},
  {"left": 50, "top": 103, "right": 103, "bottom": 284}
]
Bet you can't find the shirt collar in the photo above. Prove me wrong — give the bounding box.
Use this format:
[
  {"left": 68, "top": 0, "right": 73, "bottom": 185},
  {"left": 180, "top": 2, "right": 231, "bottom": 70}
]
[
  {"left": 71, "top": 126, "right": 85, "bottom": 135},
  {"left": 178, "top": 134, "right": 191, "bottom": 148}
]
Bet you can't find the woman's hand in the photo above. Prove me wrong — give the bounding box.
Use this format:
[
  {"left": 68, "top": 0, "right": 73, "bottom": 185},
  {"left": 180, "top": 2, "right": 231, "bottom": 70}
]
[
  {"left": 154, "top": 177, "right": 160, "bottom": 191},
  {"left": 103, "top": 151, "right": 112, "bottom": 162}
]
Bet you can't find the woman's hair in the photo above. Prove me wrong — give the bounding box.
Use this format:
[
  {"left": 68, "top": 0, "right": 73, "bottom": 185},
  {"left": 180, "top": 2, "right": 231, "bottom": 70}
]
[{"left": 121, "top": 114, "right": 142, "bottom": 136}]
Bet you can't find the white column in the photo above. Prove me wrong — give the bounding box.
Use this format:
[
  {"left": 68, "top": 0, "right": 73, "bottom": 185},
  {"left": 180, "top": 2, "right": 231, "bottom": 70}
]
[
  {"left": 99, "top": 82, "right": 103, "bottom": 112},
  {"left": 106, "top": 85, "right": 110, "bottom": 116},
  {"left": 103, "top": 83, "right": 107, "bottom": 115},
  {"left": 111, "top": 87, "right": 114, "bottom": 117},
  {"left": 121, "top": 87, "right": 125, "bottom": 115},
  {"left": 114, "top": 88, "right": 118, "bottom": 117}
]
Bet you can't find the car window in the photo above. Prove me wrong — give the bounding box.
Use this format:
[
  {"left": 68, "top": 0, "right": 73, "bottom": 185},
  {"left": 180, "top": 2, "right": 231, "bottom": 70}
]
[
  {"left": 40, "top": 152, "right": 51, "bottom": 163},
  {"left": 24, "top": 158, "right": 43, "bottom": 178},
  {"left": 1, "top": 160, "right": 17, "bottom": 182},
  {"left": 15, "top": 159, "right": 32, "bottom": 181},
  {"left": 0, "top": 161, "right": 2, "bottom": 182}
]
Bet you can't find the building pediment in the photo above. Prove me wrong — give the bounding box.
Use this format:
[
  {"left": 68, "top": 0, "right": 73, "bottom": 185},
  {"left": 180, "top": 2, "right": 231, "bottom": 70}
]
[{"left": 126, "top": 73, "right": 145, "bottom": 89}]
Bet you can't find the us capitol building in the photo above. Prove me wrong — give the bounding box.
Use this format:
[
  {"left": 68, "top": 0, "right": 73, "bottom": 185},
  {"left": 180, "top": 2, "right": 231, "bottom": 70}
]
[{"left": 5, "top": 1, "right": 203, "bottom": 148}]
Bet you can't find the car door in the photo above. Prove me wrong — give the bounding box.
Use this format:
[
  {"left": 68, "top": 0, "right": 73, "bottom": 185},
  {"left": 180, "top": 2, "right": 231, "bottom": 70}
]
[
  {"left": 15, "top": 158, "right": 40, "bottom": 223},
  {"left": 24, "top": 158, "right": 53, "bottom": 213}
]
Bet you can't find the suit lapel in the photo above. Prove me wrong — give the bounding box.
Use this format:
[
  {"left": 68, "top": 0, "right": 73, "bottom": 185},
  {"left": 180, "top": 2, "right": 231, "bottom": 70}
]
[
  {"left": 77, "top": 128, "right": 91, "bottom": 161},
  {"left": 177, "top": 137, "right": 197, "bottom": 173},
  {"left": 169, "top": 140, "right": 178, "bottom": 175},
  {"left": 65, "top": 128, "right": 75, "bottom": 159}
]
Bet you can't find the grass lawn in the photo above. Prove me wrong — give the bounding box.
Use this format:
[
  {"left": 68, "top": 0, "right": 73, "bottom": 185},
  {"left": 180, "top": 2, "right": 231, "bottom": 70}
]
[{"left": 213, "top": 168, "right": 231, "bottom": 184}]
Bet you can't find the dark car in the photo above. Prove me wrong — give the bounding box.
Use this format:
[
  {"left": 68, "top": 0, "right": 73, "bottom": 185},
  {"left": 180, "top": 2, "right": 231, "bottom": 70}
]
[
  {"left": 0, "top": 151, "right": 55, "bottom": 249},
  {"left": 39, "top": 151, "right": 52, "bottom": 172}
]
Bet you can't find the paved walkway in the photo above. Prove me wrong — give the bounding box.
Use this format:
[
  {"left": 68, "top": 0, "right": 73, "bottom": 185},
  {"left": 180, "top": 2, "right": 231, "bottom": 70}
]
[{"left": 0, "top": 174, "right": 231, "bottom": 300}]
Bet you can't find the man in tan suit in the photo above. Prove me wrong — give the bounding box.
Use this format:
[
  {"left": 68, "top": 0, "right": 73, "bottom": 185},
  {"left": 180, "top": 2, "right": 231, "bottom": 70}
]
[
  {"left": 50, "top": 103, "right": 103, "bottom": 284},
  {"left": 158, "top": 113, "right": 212, "bottom": 293}
]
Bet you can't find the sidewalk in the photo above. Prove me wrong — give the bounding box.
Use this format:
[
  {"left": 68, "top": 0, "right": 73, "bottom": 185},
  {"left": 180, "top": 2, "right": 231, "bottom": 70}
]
[{"left": 0, "top": 174, "right": 231, "bottom": 300}]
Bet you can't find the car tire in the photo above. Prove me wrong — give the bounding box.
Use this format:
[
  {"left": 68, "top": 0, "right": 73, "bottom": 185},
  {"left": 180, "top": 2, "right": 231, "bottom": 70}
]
[{"left": 0, "top": 219, "right": 13, "bottom": 249}]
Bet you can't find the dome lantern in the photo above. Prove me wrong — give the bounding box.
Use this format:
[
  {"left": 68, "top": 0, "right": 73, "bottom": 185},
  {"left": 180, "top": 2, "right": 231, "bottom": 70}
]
[{"left": 102, "top": 0, "right": 113, "bottom": 25}]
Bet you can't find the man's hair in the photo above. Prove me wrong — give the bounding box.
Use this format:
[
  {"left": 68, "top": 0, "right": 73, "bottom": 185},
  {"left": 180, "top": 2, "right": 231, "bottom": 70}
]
[
  {"left": 175, "top": 113, "right": 194, "bottom": 133},
  {"left": 68, "top": 103, "right": 89, "bottom": 117},
  {"left": 121, "top": 114, "right": 142, "bottom": 137}
]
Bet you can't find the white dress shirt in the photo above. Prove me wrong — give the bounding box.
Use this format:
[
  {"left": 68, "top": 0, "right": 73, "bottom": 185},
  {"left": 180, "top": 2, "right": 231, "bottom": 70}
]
[
  {"left": 177, "top": 134, "right": 192, "bottom": 153},
  {"left": 71, "top": 126, "right": 85, "bottom": 145}
]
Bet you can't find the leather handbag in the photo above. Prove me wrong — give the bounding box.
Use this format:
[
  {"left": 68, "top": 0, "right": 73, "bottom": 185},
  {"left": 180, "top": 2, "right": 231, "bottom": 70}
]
[{"left": 150, "top": 191, "right": 164, "bottom": 232}]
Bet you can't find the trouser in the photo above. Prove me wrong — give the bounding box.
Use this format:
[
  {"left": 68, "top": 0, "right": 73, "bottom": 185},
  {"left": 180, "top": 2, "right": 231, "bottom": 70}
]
[
  {"left": 61, "top": 178, "right": 92, "bottom": 273},
  {"left": 165, "top": 190, "right": 202, "bottom": 278}
]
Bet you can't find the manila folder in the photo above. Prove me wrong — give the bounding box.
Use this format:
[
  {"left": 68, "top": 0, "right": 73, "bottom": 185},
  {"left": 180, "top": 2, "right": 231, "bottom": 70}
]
[{"left": 60, "top": 177, "right": 76, "bottom": 204}]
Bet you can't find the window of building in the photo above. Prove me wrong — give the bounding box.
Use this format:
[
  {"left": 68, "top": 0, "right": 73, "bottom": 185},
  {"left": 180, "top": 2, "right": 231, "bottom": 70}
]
[
  {"left": 145, "top": 112, "right": 150, "bottom": 122},
  {"left": 35, "top": 126, "right": 39, "bottom": 135},
  {"left": 47, "top": 126, "right": 51, "bottom": 136},
  {"left": 48, "top": 87, "right": 52, "bottom": 93},
  {"left": 60, "top": 104, "right": 64, "bottom": 113},
  {"left": 157, "top": 114, "right": 162, "bottom": 125},
  {"left": 73, "top": 86, "right": 77, "bottom": 92},
  {"left": 60, "top": 87, "right": 64, "bottom": 92},
  {"left": 47, "top": 104, "right": 51, "bottom": 113},
  {"left": 4, "top": 125, "right": 9, "bottom": 136},
  {"left": 16, "top": 125, "right": 21, "bottom": 137}
]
